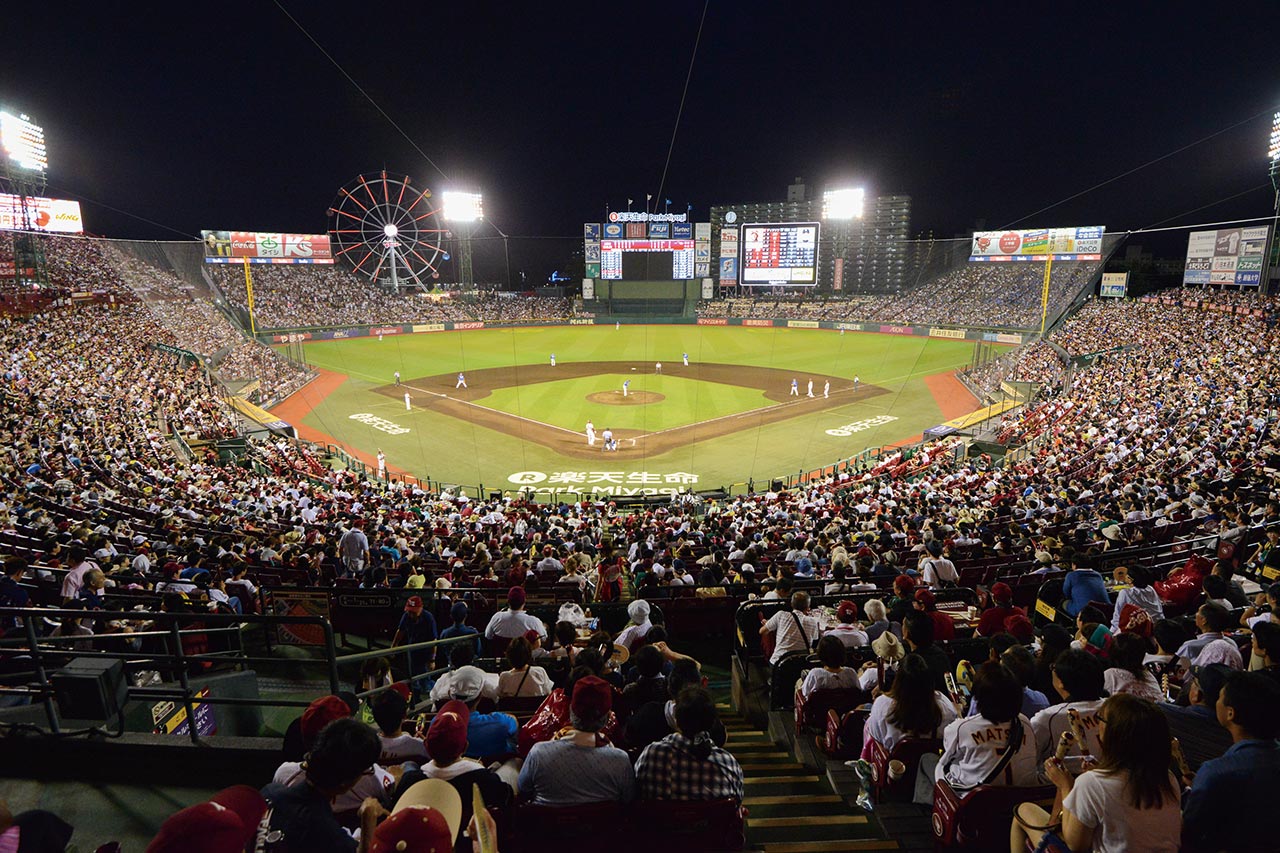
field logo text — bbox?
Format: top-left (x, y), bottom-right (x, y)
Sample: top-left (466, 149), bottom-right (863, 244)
top-left (349, 413), bottom-right (411, 435)
top-left (825, 414), bottom-right (898, 437)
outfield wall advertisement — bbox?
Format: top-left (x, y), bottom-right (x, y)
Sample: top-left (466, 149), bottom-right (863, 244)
top-left (1182, 225), bottom-right (1268, 287)
top-left (202, 230), bottom-right (334, 264)
top-left (969, 226), bottom-right (1104, 262)
top-left (1100, 272), bottom-right (1129, 298)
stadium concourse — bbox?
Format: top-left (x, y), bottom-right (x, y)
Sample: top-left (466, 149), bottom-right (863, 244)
top-left (0, 236), bottom-right (1278, 852)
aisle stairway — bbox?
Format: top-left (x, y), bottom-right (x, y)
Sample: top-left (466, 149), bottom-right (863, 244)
top-left (718, 704), bottom-right (900, 852)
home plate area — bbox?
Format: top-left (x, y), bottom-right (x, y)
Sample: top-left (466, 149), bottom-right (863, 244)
top-left (373, 361), bottom-right (885, 460)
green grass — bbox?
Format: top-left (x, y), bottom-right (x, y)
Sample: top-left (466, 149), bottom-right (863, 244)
top-left (471, 373), bottom-right (772, 433)
top-left (280, 325), bottom-right (982, 493)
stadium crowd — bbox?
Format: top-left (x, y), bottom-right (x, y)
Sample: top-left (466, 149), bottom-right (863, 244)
top-left (1, 259), bottom-right (1279, 849)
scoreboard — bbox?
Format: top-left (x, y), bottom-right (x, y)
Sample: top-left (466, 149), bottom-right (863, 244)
top-left (740, 222), bottom-right (819, 285)
top-left (600, 239), bottom-right (694, 280)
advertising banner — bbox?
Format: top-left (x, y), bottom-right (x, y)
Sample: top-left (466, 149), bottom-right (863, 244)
top-left (701, 278), bottom-right (714, 299)
top-left (786, 320), bottom-right (819, 329)
top-left (583, 223), bottom-right (600, 239)
top-left (695, 262), bottom-right (710, 277)
top-left (0, 193), bottom-right (84, 233)
top-left (584, 241), bottom-right (600, 262)
top-left (697, 317), bottom-right (728, 325)
top-left (585, 262), bottom-right (600, 278)
top-left (1099, 272), bottom-right (1128, 298)
top-left (202, 231), bottom-right (333, 264)
top-left (625, 222), bottom-right (646, 239)
top-left (1182, 225), bottom-right (1268, 286)
top-left (452, 321), bottom-right (485, 330)
top-left (694, 222), bottom-right (711, 241)
top-left (273, 590), bottom-right (332, 645)
top-left (369, 326), bottom-right (402, 336)
top-left (995, 333), bottom-right (1024, 345)
top-left (671, 221), bottom-right (693, 238)
top-left (412, 323), bottom-right (446, 333)
top-left (648, 221), bottom-right (671, 239)
top-left (152, 687), bottom-right (217, 737)
top-left (969, 226), bottom-right (1104, 261)
top-left (743, 319), bottom-right (774, 327)
top-left (582, 279), bottom-right (595, 300)
top-left (718, 257), bottom-right (738, 281)
top-left (928, 327), bottom-right (966, 339)
top-left (603, 222), bottom-right (624, 239)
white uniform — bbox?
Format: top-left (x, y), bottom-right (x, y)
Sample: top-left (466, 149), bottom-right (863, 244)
top-left (602, 428), bottom-right (614, 451)
top-left (864, 692), bottom-right (957, 754)
top-left (377, 451), bottom-right (386, 478)
top-left (853, 375), bottom-right (860, 389)
top-left (622, 380), bottom-right (630, 397)
top-left (404, 392), bottom-right (411, 410)
top-left (615, 321), bottom-right (620, 330)
top-left (1029, 699), bottom-right (1105, 765)
top-left (550, 353), bottom-right (556, 366)
top-left (807, 380), bottom-right (814, 397)
top-left (682, 353), bottom-right (688, 366)
top-left (936, 714), bottom-right (1040, 789)
top-left (655, 362), bottom-right (662, 374)
top-left (790, 379), bottom-right (799, 396)
top-left (586, 420), bottom-right (596, 446)
top-left (394, 371), bottom-right (401, 385)
top-left (456, 373), bottom-right (467, 388)
top-left (823, 380), bottom-right (829, 398)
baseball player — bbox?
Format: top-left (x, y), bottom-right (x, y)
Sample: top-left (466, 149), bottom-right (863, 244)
top-left (456, 372), bottom-right (467, 389)
top-left (823, 380), bottom-right (830, 398)
top-left (682, 352), bottom-right (689, 366)
top-left (550, 353), bottom-right (556, 367)
top-left (615, 321), bottom-right (620, 330)
top-left (394, 370), bottom-right (401, 385)
top-left (790, 378), bottom-right (799, 396)
top-left (853, 374), bottom-right (860, 390)
top-left (404, 392), bottom-right (411, 411)
top-left (377, 450), bottom-right (386, 479)
top-left (655, 362), bottom-right (662, 374)
top-left (586, 419), bottom-right (596, 446)
top-left (601, 427), bottom-right (614, 451)
top-left (807, 379), bottom-right (814, 397)
top-left (622, 379), bottom-right (631, 398)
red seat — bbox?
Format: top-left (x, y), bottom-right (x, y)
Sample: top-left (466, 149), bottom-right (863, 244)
top-left (512, 802), bottom-right (625, 853)
top-left (821, 706), bottom-right (869, 760)
top-left (793, 686), bottom-right (865, 733)
top-left (866, 735), bottom-right (941, 802)
top-left (931, 778), bottom-right (1055, 850)
top-left (631, 798), bottom-right (746, 852)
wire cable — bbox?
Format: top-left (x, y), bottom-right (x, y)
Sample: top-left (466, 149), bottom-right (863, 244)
top-left (653, 0), bottom-right (710, 213)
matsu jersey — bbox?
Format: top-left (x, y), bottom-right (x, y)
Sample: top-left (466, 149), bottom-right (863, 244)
top-left (1029, 699), bottom-right (1105, 765)
top-left (936, 714), bottom-right (1039, 789)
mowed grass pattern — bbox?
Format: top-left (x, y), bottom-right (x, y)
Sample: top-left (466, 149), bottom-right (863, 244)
top-left (471, 373), bottom-right (771, 433)
top-left (282, 325), bottom-right (983, 490)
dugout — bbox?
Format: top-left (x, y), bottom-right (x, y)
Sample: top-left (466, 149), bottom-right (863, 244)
top-left (584, 279), bottom-right (701, 318)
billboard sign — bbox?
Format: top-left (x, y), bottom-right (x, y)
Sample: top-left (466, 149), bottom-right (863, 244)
top-left (671, 221), bottom-right (693, 239)
top-left (583, 223), bottom-right (600, 239)
top-left (1099, 272), bottom-right (1128, 298)
top-left (0, 193), bottom-right (84, 233)
top-left (603, 222), bottom-right (624, 239)
top-left (969, 226), bottom-right (1104, 261)
top-left (202, 231), bottom-right (334, 264)
top-left (648, 221), bottom-right (671, 239)
top-left (740, 222), bottom-right (820, 285)
top-left (1182, 225), bottom-right (1268, 287)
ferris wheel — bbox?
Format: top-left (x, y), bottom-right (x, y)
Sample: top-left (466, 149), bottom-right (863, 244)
top-left (327, 170), bottom-right (449, 288)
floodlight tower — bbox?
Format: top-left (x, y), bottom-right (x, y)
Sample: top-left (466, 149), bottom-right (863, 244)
top-left (0, 110), bottom-right (51, 292)
top-left (1267, 110), bottom-right (1280, 294)
top-left (822, 187), bottom-right (864, 292)
top-left (442, 191), bottom-right (483, 289)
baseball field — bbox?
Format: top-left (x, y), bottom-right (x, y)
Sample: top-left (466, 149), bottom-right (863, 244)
top-left (271, 324), bottom-right (983, 497)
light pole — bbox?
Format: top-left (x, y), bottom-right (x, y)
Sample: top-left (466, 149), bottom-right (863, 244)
top-left (1267, 110), bottom-right (1280, 295)
top-left (442, 191), bottom-right (483, 289)
top-left (822, 187), bottom-right (865, 293)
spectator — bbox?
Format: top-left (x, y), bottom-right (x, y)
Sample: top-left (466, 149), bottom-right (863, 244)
top-left (1062, 559), bottom-right (1109, 619)
top-left (447, 666), bottom-right (518, 759)
top-left (615, 599), bottom-right (653, 651)
top-left (635, 686), bottom-right (744, 801)
top-left (1160, 664), bottom-right (1235, 771)
top-left (146, 786), bottom-right (267, 853)
top-left (1110, 565), bottom-right (1163, 634)
top-left (1103, 632), bottom-right (1162, 703)
top-left (626, 659), bottom-right (725, 754)
top-left (371, 688), bottom-right (428, 765)
top-left (439, 601), bottom-right (483, 656)
top-left (483, 587), bottom-right (546, 641)
top-left (621, 645), bottom-right (669, 710)
top-left (902, 610), bottom-right (950, 693)
top-left (496, 636), bottom-right (552, 699)
top-left (1249, 621), bottom-right (1280, 684)
top-left (912, 588), bottom-right (956, 642)
top-left (761, 590), bottom-right (820, 666)
top-left (1011, 693), bottom-right (1181, 853)
top-left (933, 662), bottom-right (1039, 788)
top-left (863, 653), bottom-right (956, 753)
top-left (1030, 649), bottom-right (1107, 764)
top-left (518, 675), bottom-right (635, 805)
top-left (976, 582), bottom-right (1023, 637)
top-left (799, 635), bottom-right (858, 698)
top-left (861, 598), bottom-right (895, 644)
top-left (1176, 603), bottom-right (1243, 670)
top-left (1182, 673), bottom-right (1280, 853)
top-left (392, 595), bottom-right (438, 682)
top-left (273, 695), bottom-right (394, 813)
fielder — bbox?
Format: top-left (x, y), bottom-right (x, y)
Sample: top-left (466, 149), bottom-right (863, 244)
top-left (615, 321), bottom-right (620, 330)
top-left (655, 362), bottom-right (662, 374)
top-left (807, 379), bottom-right (814, 397)
top-left (377, 449), bottom-right (386, 479)
top-left (404, 392), bottom-right (411, 411)
top-left (823, 380), bottom-right (830, 398)
top-left (394, 370), bottom-right (401, 385)
top-left (790, 378), bottom-right (799, 396)
top-left (550, 353), bottom-right (556, 367)
top-left (682, 352), bottom-right (689, 366)
top-left (853, 374), bottom-right (860, 390)
top-left (622, 379), bottom-right (631, 398)
top-left (456, 372), bottom-right (467, 389)
top-left (601, 427), bottom-right (614, 451)
top-left (586, 419), bottom-right (596, 446)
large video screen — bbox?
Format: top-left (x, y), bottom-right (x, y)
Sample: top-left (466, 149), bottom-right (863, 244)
top-left (201, 230), bottom-right (334, 264)
top-left (599, 239), bottom-right (694, 280)
top-left (1182, 225), bottom-right (1268, 287)
top-left (740, 223), bottom-right (819, 285)
top-left (969, 226), bottom-right (1104, 262)
top-left (0, 193), bottom-right (83, 233)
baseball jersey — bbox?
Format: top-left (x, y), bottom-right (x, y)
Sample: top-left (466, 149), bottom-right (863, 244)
top-left (936, 714), bottom-right (1039, 789)
top-left (1029, 699), bottom-right (1105, 765)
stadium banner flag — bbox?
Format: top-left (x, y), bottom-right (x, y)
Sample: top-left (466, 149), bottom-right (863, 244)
top-left (583, 223), bottom-right (601, 239)
top-left (625, 222), bottom-right (646, 239)
top-left (1099, 272), bottom-right (1128, 298)
top-left (833, 256), bottom-right (844, 291)
top-left (411, 323), bottom-right (446, 333)
top-left (0, 193), bottom-right (84, 233)
top-left (584, 241), bottom-right (601, 262)
top-left (229, 395), bottom-right (294, 437)
top-left (928, 327), bottom-right (966, 339)
top-left (786, 320), bottom-right (819, 329)
top-left (603, 222), bottom-right (624, 239)
top-left (201, 230), bottom-right (333, 264)
top-left (701, 278), bottom-right (714, 299)
top-left (969, 225), bottom-right (1104, 262)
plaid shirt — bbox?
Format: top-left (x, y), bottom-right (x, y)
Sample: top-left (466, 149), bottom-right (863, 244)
top-left (634, 733), bottom-right (744, 801)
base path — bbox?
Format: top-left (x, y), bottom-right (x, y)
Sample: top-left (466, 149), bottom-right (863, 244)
top-left (372, 361), bottom-right (887, 460)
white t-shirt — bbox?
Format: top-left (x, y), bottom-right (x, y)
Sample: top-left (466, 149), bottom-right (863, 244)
top-left (497, 665), bottom-right (553, 698)
top-left (800, 666), bottom-right (858, 697)
top-left (764, 609), bottom-right (821, 665)
top-left (1103, 668), bottom-right (1162, 703)
top-left (864, 691), bottom-right (956, 753)
top-left (824, 624), bottom-right (869, 648)
top-left (922, 558), bottom-right (958, 586)
top-left (272, 761), bottom-right (394, 812)
top-left (1062, 768), bottom-right (1181, 853)
top-left (378, 732), bottom-right (428, 765)
top-left (936, 714), bottom-right (1040, 789)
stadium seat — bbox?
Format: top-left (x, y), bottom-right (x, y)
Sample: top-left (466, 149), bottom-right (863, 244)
top-left (511, 801), bottom-right (626, 852)
top-left (793, 685), bottom-right (866, 733)
top-left (630, 798), bottom-right (747, 852)
top-left (866, 735), bottom-right (942, 803)
top-left (931, 779), bottom-right (1055, 850)
top-left (821, 706), bottom-right (869, 760)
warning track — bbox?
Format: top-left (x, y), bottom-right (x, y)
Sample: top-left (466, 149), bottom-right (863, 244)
top-left (371, 361), bottom-right (885, 460)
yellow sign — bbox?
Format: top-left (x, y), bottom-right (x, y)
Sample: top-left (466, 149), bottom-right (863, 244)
top-left (786, 320), bottom-right (819, 329)
top-left (1263, 565), bottom-right (1280, 580)
top-left (412, 323), bottom-right (446, 333)
top-left (1035, 599), bottom-right (1058, 620)
top-left (928, 327), bottom-right (966, 339)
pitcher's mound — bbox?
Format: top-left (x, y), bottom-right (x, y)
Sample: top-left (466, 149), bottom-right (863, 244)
top-left (587, 390), bottom-right (665, 406)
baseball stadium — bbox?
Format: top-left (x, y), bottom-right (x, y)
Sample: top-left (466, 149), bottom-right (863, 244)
top-left (2, 7), bottom-right (1280, 853)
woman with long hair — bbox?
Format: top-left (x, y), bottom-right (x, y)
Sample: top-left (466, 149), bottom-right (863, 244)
top-left (863, 653), bottom-right (956, 754)
top-left (1011, 693), bottom-right (1181, 853)
top-left (1103, 632), bottom-right (1162, 702)
top-left (596, 555), bottom-right (624, 602)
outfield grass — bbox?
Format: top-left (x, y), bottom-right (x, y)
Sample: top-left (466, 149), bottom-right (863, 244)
top-left (278, 325), bottom-right (981, 494)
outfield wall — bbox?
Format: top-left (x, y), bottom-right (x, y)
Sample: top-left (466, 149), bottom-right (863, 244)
top-left (261, 317), bottom-right (1028, 346)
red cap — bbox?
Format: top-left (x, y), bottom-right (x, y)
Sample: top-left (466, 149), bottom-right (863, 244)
top-left (145, 786), bottom-right (267, 853)
top-left (570, 675), bottom-right (613, 718)
top-left (426, 700), bottom-right (470, 762)
top-left (893, 574), bottom-right (917, 594)
top-left (523, 628), bottom-right (542, 644)
top-left (835, 600), bottom-right (858, 620)
top-left (913, 588), bottom-right (936, 608)
top-left (300, 695), bottom-right (352, 744)
top-left (991, 582), bottom-right (1013, 603)
top-left (1004, 614), bottom-right (1035, 644)
top-left (508, 586), bottom-right (526, 608)
top-left (404, 595), bottom-right (424, 613)
top-left (163, 561), bottom-right (183, 576)
top-left (389, 681), bottom-right (412, 702)
top-left (369, 807), bottom-right (454, 853)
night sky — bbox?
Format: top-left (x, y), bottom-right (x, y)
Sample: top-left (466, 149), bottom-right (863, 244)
top-left (3, 3), bottom-right (1278, 281)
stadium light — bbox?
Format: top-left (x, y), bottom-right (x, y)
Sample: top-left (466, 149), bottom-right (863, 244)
top-left (822, 187), bottom-right (864, 220)
top-left (1270, 111), bottom-right (1280, 164)
top-left (0, 111), bottom-right (48, 173)
top-left (442, 191), bottom-right (484, 222)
